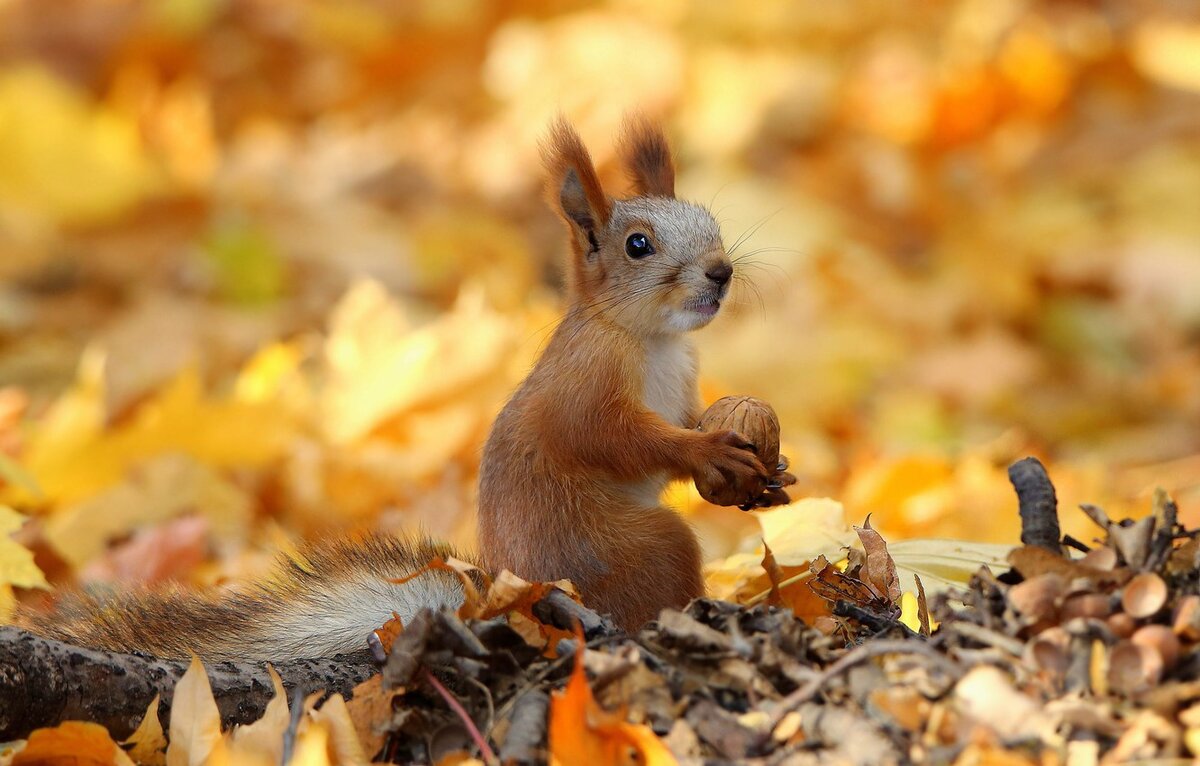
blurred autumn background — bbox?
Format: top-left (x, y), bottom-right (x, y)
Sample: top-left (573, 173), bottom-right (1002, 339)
top-left (2, 0), bottom-right (1200, 614)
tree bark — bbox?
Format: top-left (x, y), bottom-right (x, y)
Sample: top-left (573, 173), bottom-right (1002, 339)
top-left (0, 627), bottom-right (379, 741)
top-left (1008, 457), bottom-right (1062, 555)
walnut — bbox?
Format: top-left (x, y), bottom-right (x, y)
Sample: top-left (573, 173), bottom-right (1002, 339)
top-left (696, 396), bottom-right (782, 507)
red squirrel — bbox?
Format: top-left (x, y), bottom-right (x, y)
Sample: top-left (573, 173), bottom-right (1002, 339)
top-left (25, 117), bottom-right (783, 660)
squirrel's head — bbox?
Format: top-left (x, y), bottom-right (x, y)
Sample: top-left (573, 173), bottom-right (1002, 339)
top-left (542, 116), bottom-right (731, 336)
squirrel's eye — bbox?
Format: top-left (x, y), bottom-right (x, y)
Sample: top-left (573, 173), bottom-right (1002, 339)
top-left (625, 233), bottom-right (655, 259)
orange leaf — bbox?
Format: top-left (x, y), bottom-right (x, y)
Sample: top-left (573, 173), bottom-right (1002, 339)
top-left (372, 612), bottom-right (404, 656)
top-left (13, 721), bottom-right (135, 766)
top-left (548, 629), bottom-right (678, 766)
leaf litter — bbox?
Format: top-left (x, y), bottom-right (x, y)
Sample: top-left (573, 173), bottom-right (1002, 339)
top-left (5, 464), bottom-right (1181, 765)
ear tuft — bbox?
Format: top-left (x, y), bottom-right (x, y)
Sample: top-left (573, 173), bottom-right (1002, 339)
top-left (618, 115), bottom-right (675, 198)
top-left (540, 117), bottom-right (611, 231)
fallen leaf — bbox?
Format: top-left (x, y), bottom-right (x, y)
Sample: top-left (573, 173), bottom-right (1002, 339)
top-left (13, 721), bottom-right (135, 766)
top-left (166, 656), bottom-right (225, 766)
top-left (228, 665), bottom-right (289, 762)
top-left (310, 694), bottom-right (370, 766)
top-left (43, 454), bottom-right (249, 568)
top-left (13, 360), bottom-right (294, 508)
top-left (343, 675), bottom-right (393, 760)
top-left (549, 631), bottom-right (678, 766)
top-left (854, 516), bottom-right (901, 603)
top-left (756, 498), bottom-right (855, 567)
top-left (124, 695), bottom-right (167, 766)
top-left (0, 504), bottom-right (49, 592)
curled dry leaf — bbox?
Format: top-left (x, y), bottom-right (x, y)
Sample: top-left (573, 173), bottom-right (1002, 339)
top-left (854, 516), bottom-right (901, 605)
top-left (1121, 572), bottom-right (1168, 619)
top-left (166, 655), bottom-right (226, 766)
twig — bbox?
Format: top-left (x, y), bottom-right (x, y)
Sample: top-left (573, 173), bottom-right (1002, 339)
top-left (1008, 457), bottom-right (1062, 555)
top-left (747, 570), bottom-right (815, 606)
top-left (946, 621), bottom-right (1025, 657)
top-left (490, 634), bottom-right (628, 728)
top-left (422, 668), bottom-right (498, 766)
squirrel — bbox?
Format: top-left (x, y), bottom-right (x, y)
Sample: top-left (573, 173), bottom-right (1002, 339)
top-left (22, 116), bottom-right (781, 660)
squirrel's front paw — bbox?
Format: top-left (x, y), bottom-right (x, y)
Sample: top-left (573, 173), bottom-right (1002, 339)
top-left (692, 430), bottom-right (770, 507)
top-left (742, 454), bottom-right (798, 510)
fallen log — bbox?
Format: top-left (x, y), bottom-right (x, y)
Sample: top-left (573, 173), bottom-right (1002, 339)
top-left (0, 626), bottom-right (379, 741)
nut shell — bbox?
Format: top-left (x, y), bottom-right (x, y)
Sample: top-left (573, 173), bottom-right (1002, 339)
top-left (697, 396), bottom-right (781, 469)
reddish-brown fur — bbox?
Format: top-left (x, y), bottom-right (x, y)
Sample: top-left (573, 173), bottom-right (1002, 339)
top-left (479, 117), bottom-right (767, 630)
top-left (618, 116), bottom-right (675, 197)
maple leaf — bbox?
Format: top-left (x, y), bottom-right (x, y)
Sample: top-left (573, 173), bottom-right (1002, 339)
top-left (10, 355), bottom-right (295, 509)
top-left (549, 631), bottom-right (678, 766)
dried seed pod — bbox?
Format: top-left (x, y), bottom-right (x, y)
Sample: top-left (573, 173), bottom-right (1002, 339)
top-left (1173, 595), bottom-right (1200, 641)
top-left (1107, 612), bottom-right (1137, 639)
top-left (1121, 572), bottom-right (1168, 619)
top-left (1007, 573), bottom-right (1066, 621)
top-left (1108, 640), bottom-right (1163, 695)
top-left (1025, 626), bottom-right (1070, 676)
top-left (697, 396), bottom-right (781, 468)
top-left (1061, 592), bottom-right (1114, 621)
top-left (1079, 546), bottom-right (1118, 571)
top-left (1132, 624), bottom-right (1181, 670)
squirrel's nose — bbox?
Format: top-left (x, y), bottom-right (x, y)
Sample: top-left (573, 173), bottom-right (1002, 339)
top-left (705, 262), bottom-right (733, 287)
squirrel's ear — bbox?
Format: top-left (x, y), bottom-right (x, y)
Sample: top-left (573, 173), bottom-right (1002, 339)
top-left (618, 116), bottom-right (675, 198)
top-left (542, 118), bottom-right (611, 245)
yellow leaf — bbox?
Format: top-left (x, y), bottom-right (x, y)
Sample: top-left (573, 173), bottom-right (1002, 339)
top-left (0, 66), bottom-right (158, 225)
top-left (321, 280), bottom-right (520, 444)
top-left (166, 656), bottom-right (225, 766)
top-left (887, 538), bottom-right (1012, 595)
top-left (287, 722), bottom-right (330, 766)
top-left (549, 635), bottom-right (677, 766)
top-left (43, 454), bottom-right (250, 568)
top-left (12, 721), bottom-right (135, 766)
top-left (309, 694), bottom-right (369, 766)
top-left (124, 695), bottom-right (167, 766)
top-left (756, 498), bottom-right (855, 567)
top-left (0, 506), bottom-right (49, 621)
top-left (228, 666), bottom-right (289, 762)
top-left (14, 360), bottom-right (295, 508)
top-left (897, 591), bottom-right (940, 634)
top-left (844, 454), bottom-right (952, 530)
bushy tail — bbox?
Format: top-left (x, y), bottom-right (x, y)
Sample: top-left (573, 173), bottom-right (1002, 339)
top-left (22, 535), bottom-right (467, 661)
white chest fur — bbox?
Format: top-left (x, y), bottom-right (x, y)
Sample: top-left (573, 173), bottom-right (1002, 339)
top-left (641, 335), bottom-right (696, 427)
